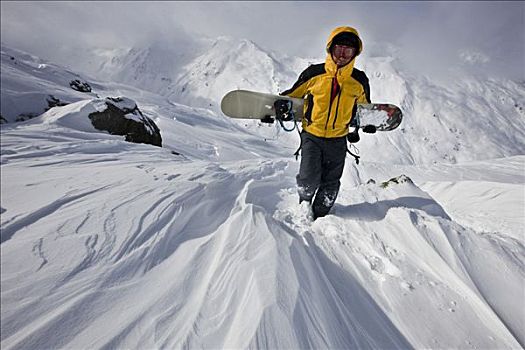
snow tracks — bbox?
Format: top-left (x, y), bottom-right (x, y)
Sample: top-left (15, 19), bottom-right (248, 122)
top-left (1, 131), bottom-right (523, 349)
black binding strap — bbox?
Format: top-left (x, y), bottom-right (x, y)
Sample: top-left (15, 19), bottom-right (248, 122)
top-left (347, 146), bottom-right (360, 165)
top-left (293, 123), bottom-right (302, 160)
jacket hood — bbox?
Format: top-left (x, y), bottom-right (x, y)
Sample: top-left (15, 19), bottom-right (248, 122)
top-left (326, 26), bottom-right (363, 56)
top-left (325, 26), bottom-right (363, 75)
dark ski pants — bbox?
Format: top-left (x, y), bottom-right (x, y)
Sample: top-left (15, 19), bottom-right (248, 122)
top-left (296, 131), bottom-right (347, 219)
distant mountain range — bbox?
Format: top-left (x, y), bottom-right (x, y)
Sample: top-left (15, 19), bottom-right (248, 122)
top-left (1, 38), bottom-right (524, 164)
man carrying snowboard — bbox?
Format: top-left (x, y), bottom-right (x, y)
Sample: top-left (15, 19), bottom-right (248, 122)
top-left (279, 26), bottom-right (371, 220)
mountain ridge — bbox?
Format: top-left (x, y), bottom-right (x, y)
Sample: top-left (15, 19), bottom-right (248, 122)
top-left (3, 41), bottom-right (524, 165)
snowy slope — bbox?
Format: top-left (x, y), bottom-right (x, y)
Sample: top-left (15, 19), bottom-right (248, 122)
top-left (0, 46), bottom-right (100, 123)
top-left (352, 54), bottom-right (525, 164)
top-left (1, 44), bottom-right (524, 349)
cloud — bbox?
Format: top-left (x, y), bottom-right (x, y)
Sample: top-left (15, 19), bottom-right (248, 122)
top-left (1, 1), bottom-right (523, 81)
top-left (364, 1), bottom-right (524, 81)
top-left (1, 2), bottom-right (192, 50)
top-left (459, 50), bottom-right (491, 65)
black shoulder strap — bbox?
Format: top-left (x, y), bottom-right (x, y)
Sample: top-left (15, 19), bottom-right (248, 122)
top-left (351, 68), bottom-right (371, 103)
top-left (281, 63), bottom-right (325, 96)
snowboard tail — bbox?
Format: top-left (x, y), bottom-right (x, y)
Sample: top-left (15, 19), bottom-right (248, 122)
top-left (221, 89), bottom-right (403, 132)
top-left (221, 90), bottom-right (304, 121)
top-left (356, 103), bottom-right (403, 131)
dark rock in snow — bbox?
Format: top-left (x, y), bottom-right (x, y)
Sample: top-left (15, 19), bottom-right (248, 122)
top-left (15, 113), bottom-right (38, 122)
top-left (380, 174), bottom-right (414, 188)
top-left (70, 79), bottom-right (92, 93)
top-left (88, 97), bottom-right (162, 147)
top-left (46, 95), bottom-right (69, 109)
top-left (4, 96), bottom-right (69, 124)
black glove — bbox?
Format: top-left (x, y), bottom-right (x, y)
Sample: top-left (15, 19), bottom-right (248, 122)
top-left (347, 129), bottom-right (360, 143)
top-left (362, 125), bottom-right (377, 134)
top-left (274, 99), bottom-right (293, 121)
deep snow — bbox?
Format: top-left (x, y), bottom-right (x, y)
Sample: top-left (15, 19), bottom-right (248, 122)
top-left (1, 40), bottom-right (524, 349)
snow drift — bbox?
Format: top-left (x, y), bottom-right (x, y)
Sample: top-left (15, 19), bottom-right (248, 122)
top-left (1, 41), bottom-right (524, 349)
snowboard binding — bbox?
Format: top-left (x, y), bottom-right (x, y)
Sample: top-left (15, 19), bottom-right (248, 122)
top-left (274, 99), bottom-right (295, 122)
top-left (362, 125), bottom-right (377, 133)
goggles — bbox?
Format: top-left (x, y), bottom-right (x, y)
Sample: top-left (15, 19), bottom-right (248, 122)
top-left (332, 44), bottom-right (356, 58)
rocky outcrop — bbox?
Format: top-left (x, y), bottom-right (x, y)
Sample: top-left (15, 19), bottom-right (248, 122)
top-left (46, 95), bottom-right (69, 109)
top-left (380, 175), bottom-right (414, 188)
top-left (88, 97), bottom-right (162, 147)
top-left (69, 79), bottom-right (92, 93)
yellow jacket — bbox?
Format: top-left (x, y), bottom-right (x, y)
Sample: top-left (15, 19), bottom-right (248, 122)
top-left (282, 27), bottom-right (370, 138)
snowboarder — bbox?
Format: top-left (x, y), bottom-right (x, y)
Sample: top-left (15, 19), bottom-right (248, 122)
top-left (279, 26), bottom-right (371, 219)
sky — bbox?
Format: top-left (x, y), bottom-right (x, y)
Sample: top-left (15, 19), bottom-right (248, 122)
top-left (1, 1), bottom-right (524, 81)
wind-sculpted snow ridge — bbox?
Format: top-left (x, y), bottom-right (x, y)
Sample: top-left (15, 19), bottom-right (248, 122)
top-left (1, 115), bottom-right (524, 348)
top-left (275, 167), bottom-right (524, 348)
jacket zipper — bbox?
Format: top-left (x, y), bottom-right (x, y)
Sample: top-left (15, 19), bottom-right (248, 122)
top-left (324, 78), bottom-right (335, 131)
top-left (333, 87), bottom-right (342, 129)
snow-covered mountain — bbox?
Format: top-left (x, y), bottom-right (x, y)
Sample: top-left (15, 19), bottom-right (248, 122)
top-left (84, 44), bottom-right (195, 98)
top-left (164, 37), bottom-right (313, 110)
top-left (65, 36), bottom-right (525, 165)
top-left (1, 42), bottom-right (524, 349)
top-left (74, 37), bottom-right (314, 111)
top-left (359, 56), bottom-right (525, 164)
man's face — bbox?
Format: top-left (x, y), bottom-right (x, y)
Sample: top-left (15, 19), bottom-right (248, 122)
top-left (331, 44), bottom-right (357, 68)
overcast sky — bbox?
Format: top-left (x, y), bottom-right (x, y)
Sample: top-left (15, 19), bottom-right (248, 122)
top-left (1, 1), bottom-right (524, 81)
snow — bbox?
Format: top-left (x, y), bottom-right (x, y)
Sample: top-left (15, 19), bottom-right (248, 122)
top-left (0, 46), bottom-right (99, 123)
top-left (1, 40), bottom-right (524, 349)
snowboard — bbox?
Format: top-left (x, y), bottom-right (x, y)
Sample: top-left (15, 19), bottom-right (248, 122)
top-left (221, 89), bottom-right (403, 131)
